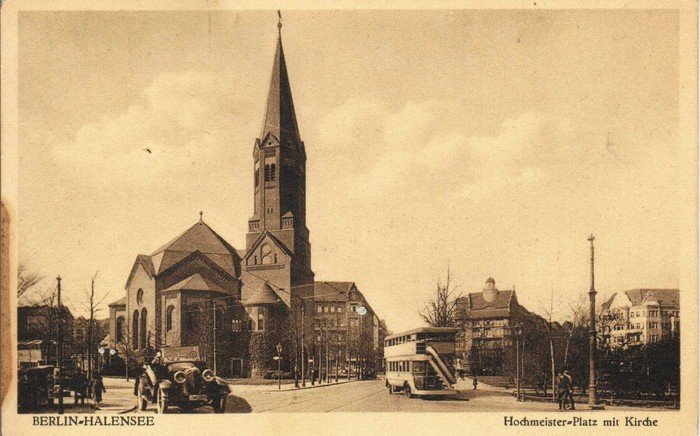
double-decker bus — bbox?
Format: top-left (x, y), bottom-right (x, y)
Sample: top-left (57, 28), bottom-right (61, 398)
top-left (384, 327), bottom-right (458, 398)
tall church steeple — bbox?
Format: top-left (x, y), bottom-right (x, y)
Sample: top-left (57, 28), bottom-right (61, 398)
top-left (246, 15), bottom-right (313, 288)
top-left (259, 31), bottom-right (302, 147)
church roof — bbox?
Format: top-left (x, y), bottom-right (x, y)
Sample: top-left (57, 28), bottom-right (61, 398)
top-left (162, 273), bottom-right (228, 294)
top-left (150, 219), bottom-right (240, 276)
top-left (244, 283), bottom-right (282, 306)
top-left (108, 297), bottom-right (126, 307)
top-left (259, 33), bottom-right (301, 145)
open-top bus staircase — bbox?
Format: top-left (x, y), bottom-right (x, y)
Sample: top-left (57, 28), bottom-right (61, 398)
top-left (418, 343), bottom-right (456, 389)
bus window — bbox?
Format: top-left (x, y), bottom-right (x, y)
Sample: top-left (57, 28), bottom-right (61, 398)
top-left (412, 361), bottom-right (426, 374)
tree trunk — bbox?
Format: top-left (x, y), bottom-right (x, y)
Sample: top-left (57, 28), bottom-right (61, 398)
top-left (549, 336), bottom-right (556, 401)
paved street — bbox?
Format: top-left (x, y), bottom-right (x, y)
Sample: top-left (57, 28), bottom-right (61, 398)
top-left (226, 379), bottom-right (606, 413)
top-left (21, 377), bottom-right (667, 414)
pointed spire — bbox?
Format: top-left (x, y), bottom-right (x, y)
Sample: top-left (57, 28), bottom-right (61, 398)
top-left (259, 14), bottom-right (301, 144)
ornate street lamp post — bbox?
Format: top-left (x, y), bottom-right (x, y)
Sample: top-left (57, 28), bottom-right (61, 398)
top-left (276, 343), bottom-right (282, 390)
top-left (587, 234), bottom-right (598, 407)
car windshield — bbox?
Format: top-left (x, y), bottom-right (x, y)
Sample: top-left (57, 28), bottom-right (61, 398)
top-left (167, 361), bottom-right (202, 372)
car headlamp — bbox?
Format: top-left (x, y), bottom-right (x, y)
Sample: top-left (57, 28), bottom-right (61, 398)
top-left (202, 369), bottom-right (215, 382)
top-left (174, 371), bottom-right (186, 384)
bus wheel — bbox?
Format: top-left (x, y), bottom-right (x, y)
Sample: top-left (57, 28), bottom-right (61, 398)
top-left (404, 384), bottom-right (413, 398)
top-left (388, 385), bottom-right (393, 394)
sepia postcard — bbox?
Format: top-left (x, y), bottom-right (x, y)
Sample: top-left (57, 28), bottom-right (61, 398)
top-left (0, 1), bottom-right (697, 435)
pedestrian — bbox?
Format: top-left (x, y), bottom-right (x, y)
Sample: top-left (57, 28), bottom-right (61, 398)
top-left (90, 373), bottom-right (106, 409)
top-left (472, 376), bottom-right (478, 390)
top-left (564, 370), bottom-right (575, 410)
top-left (556, 371), bottom-right (568, 410)
top-left (71, 370), bottom-right (88, 405)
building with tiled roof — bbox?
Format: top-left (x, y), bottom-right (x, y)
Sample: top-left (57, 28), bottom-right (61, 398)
top-left (454, 278), bottom-right (535, 375)
top-left (311, 282), bottom-right (384, 377)
top-left (600, 288), bottom-right (680, 348)
top-left (108, 18), bottom-right (384, 379)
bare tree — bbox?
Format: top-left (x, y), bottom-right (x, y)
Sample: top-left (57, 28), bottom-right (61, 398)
top-left (540, 286), bottom-right (558, 402)
top-left (562, 293), bottom-right (587, 368)
top-left (419, 266), bottom-right (462, 327)
top-left (79, 271), bottom-right (109, 378)
top-left (17, 263), bottom-right (44, 300)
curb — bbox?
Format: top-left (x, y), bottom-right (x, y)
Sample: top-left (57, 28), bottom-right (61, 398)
top-left (261, 379), bottom-right (360, 393)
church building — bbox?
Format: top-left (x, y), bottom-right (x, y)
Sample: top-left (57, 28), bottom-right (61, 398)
top-left (108, 19), bottom-right (382, 378)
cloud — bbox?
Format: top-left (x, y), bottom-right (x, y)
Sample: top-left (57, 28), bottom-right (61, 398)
top-left (52, 71), bottom-right (251, 190)
top-left (317, 99), bottom-right (579, 202)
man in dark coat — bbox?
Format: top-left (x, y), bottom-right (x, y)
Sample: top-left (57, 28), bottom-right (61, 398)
top-left (71, 370), bottom-right (88, 405)
top-left (564, 370), bottom-right (575, 410)
top-left (556, 371), bottom-right (569, 410)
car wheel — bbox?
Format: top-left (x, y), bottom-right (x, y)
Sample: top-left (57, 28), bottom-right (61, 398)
top-left (157, 388), bottom-right (169, 414)
top-left (388, 384), bottom-right (394, 394)
top-left (404, 384), bottom-right (413, 398)
top-left (213, 396), bottom-right (226, 413)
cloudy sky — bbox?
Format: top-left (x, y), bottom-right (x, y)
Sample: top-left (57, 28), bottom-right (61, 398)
top-left (18, 9), bottom-right (680, 331)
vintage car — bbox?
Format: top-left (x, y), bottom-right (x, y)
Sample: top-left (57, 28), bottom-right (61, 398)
top-left (136, 346), bottom-right (230, 413)
top-left (18, 366), bottom-right (54, 408)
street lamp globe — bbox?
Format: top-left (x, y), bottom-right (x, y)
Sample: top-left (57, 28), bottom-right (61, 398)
top-left (515, 323), bottom-right (523, 338)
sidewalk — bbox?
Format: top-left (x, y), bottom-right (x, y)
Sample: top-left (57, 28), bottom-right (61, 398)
top-left (453, 377), bottom-right (509, 393)
top-left (227, 378), bottom-right (359, 393)
top-left (95, 377), bottom-right (138, 414)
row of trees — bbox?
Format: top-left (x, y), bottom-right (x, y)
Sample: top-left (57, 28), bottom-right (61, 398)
top-left (18, 264), bottom-right (110, 378)
top-left (419, 267), bottom-right (680, 400)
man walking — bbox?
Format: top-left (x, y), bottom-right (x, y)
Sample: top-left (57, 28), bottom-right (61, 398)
top-left (556, 371), bottom-right (569, 410)
top-left (564, 370), bottom-right (575, 410)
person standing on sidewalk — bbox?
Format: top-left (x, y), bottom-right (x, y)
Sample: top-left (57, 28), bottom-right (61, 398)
top-left (71, 370), bottom-right (88, 405)
top-left (90, 373), bottom-right (106, 409)
top-left (472, 376), bottom-right (478, 390)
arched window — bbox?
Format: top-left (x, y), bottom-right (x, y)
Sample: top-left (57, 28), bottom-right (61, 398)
top-left (166, 306), bottom-right (175, 332)
top-left (273, 253), bottom-right (278, 263)
top-left (264, 164), bottom-right (271, 181)
top-left (248, 319), bottom-right (254, 331)
top-left (137, 288), bottom-right (144, 305)
top-left (270, 164), bottom-right (276, 181)
top-left (254, 255), bottom-right (258, 265)
top-left (116, 317), bottom-right (125, 344)
top-left (140, 308), bottom-right (148, 349)
top-left (132, 311), bottom-right (139, 348)
top-left (258, 314), bottom-right (265, 331)
top-left (255, 168), bottom-right (259, 187)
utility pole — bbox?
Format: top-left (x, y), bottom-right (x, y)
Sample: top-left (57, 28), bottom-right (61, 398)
top-left (56, 275), bottom-right (64, 415)
top-left (213, 301), bottom-right (217, 374)
top-left (587, 234), bottom-right (598, 407)
top-left (325, 320), bottom-right (330, 383)
top-left (301, 303), bottom-right (306, 387)
top-left (318, 323), bottom-right (323, 384)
